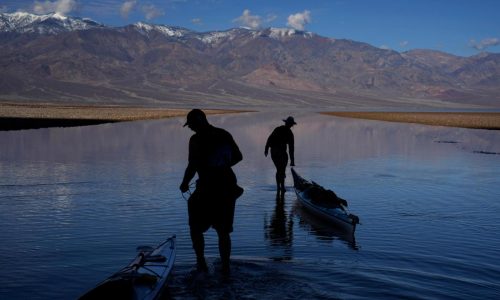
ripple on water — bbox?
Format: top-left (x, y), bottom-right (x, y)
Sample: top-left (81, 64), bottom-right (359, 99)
top-left (1, 112), bottom-right (499, 299)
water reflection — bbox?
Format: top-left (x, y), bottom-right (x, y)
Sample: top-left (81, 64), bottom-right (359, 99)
top-left (292, 202), bottom-right (358, 250)
top-left (1, 111), bottom-right (500, 299)
top-left (264, 193), bottom-right (294, 260)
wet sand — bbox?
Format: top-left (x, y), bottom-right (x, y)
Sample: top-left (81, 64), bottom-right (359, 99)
top-left (0, 102), bottom-right (241, 130)
top-left (323, 112), bottom-right (500, 130)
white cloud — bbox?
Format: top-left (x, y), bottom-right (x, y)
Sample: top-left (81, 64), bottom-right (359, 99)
top-left (233, 9), bottom-right (261, 29)
top-left (470, 37), bottom-right (500, 50)
top-left (191, 18), bottom-right (202, 25)
top-left (287, 10), bottom-right (311, 31)
top-left (399, 41), bottom-right (409, 48)
top-left (33, 0), bottom-right (77, 15)
top-left (120, 0), bottom-right (136, 19)
top-left (142, 4), bottom-right (164, 21)
top-left (380, 45), bottom-right (391, 50)
top-left (265, 13), bottom-right (277, 23)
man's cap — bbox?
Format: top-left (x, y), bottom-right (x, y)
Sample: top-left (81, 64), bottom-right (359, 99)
top-left (283, 116), bottom-right (297, 125)
top-left (183, 109), bottom-right (207, 127)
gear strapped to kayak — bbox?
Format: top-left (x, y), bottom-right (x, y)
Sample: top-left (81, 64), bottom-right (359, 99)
top-left (292, 168), bottom-right (360, 233)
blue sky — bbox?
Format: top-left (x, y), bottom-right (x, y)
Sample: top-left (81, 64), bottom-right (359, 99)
top-left (2, 0), bottom-right (499, 57)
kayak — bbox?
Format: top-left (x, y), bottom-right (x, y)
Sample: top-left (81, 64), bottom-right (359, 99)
top-left (79, 235), bottom-right (176, 300)
top-left (291, 168), bottom-right (360, 233)
top-left (293, 202), bottom-right (358, 249)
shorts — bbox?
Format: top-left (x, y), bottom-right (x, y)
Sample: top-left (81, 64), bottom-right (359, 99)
top-left (187, 185), bottom-right (243, 233)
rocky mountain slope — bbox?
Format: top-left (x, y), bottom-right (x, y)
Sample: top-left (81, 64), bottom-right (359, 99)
top-left (1, 12), bottom-right (499, 109)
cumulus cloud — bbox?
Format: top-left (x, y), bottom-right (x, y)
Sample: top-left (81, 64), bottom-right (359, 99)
top-left (233, 9), bottom-right (262, 29)
top-left (33, 0), bottom-right (77, 15)
top-left (379, 45), bottom-right (391, 50)
top-left (120, 0), bottom-right (136, 19)
top-left (142, 4), bottom-right (164, 21)
top-left (287, 10), bottom-right (311, 31)
top-left (470, 38), bottom-right (500, 50)
top-left (399, 41), bottom-right (409, 48)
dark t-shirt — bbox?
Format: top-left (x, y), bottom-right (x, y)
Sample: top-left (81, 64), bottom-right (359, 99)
top-left (265, 125), bottom-right (294, 159)
top-left (188, 125), bottom-right (242, 189)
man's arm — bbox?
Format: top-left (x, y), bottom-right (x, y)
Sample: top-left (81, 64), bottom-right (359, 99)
top-left (180, 138), bottom-right (197, 192)
top-left (264, 131), bottom-right (273, 157)
top-left (180, 162), bottom-right (196, 192)
top-left (289, 131), bottom-right (295, 166)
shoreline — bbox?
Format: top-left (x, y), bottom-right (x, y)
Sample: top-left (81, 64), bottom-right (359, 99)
top-left (2, 102), bottom-right (500, 131)
top-left (0, 102), bottom-right (242, 131)
top-left (323, 112), bottom-right (500, 130)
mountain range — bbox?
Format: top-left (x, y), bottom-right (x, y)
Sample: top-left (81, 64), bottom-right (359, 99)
top-left (1, 12), bottom-right (499, 109)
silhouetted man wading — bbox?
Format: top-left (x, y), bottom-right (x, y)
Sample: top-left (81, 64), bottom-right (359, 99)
top-left (265, 116), bottom-right (296, 195)
top-left (180, 109), bottom-right (243, 275)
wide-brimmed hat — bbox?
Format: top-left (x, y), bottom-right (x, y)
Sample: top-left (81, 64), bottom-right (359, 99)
top-left (283, 116), bottom-right (297, 125)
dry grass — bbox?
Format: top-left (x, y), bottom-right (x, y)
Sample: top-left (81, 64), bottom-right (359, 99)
top-left (0, 102), bottom-right (244, 130)
top-left (323, 112), bottom-right (500, 130)
top-left (0, 102), bottom-right (240, 121)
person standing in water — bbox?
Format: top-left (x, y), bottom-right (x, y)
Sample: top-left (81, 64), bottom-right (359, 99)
top-left (265, 116), bottom-right (296, 195)
top-left (180, 109), bottom-right (243, 274)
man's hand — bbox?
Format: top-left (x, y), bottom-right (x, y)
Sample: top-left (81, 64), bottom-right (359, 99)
top-left (180, 181), bottom-right (189, 193)
top-left (264, 149), bottom-right (268, 157)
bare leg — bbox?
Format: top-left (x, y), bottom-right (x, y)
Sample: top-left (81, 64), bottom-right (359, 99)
top-left (276, 169), bottom-right (286, 193)
top-left (275, 172), bottom-right (281, 192)
top-left (190, 229), bottom-right (208, 272)
top-left (216, 229), bottom-right (231, 274)
top-left (279, 175), bottom-right (285, 193)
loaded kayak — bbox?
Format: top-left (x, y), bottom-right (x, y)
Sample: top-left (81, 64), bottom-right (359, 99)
top-left (291, 168), bottom-right (360, 233)
top-left (79, 235), bottom-right (176, 300)
top-left (293, 202), bottom-right (358, 249)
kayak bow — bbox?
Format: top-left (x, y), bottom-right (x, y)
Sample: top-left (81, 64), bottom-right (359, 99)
top-left (79, 235), bottom-right (176, 300)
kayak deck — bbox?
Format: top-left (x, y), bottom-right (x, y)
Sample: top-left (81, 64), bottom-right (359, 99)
top-left (291, 168), bottom-right (359, 232)
top-left (79, 235), bottom-right (176, 300)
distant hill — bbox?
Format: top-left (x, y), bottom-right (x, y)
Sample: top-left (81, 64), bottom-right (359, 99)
top-left (1, 12), bottom-right (499, 109)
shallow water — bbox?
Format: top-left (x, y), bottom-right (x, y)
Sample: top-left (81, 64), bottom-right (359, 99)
top-left (1, 112), bottom-right (499, 299)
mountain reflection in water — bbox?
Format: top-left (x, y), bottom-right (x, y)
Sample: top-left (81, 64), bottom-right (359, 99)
top-left (0, 111), bottom-right (499, 299)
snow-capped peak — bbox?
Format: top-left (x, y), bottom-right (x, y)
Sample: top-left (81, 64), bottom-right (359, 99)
top-left (132, 22), bottom-right (190, 37)
top-left (268, 27), bottom-right (314, 39)
top-left (197, 28), bottom-right (245, 44)
top-left (52, 12), bottom-right (68, 21)
top-left (0, 11), bottom-right (102, 34)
